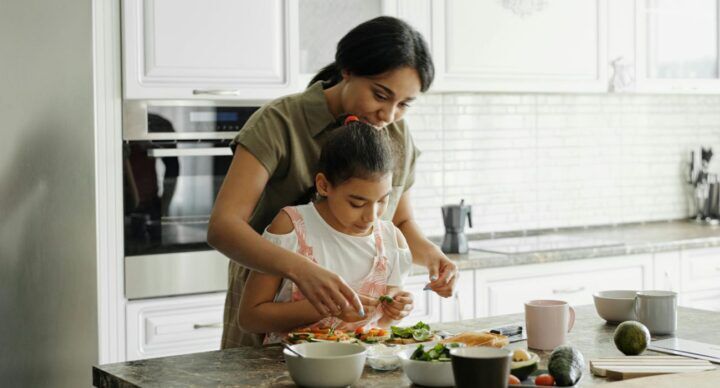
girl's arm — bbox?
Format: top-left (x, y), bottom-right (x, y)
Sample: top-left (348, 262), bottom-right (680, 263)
top-left (237, 211), bottom-right (326, 333)
top-left (392, 191), bottom-right (458, 297)
top-left (208, 147), bottom-right (362, 317)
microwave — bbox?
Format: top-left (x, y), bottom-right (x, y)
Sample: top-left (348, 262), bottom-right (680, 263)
top-left (122, 101), bottom-right (259, 299)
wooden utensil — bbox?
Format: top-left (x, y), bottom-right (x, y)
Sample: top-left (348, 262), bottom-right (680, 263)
top-left (590, 355), bottom-right (716, 380)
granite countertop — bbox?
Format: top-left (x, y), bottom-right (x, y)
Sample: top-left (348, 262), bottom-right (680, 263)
top-left (413, 220), bottom-right (720, 275)
top-left (93, 305), bottom-right (720, 387)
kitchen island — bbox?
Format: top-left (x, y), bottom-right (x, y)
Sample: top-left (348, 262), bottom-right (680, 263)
top-left (93, 305), bottom-right (720, 387)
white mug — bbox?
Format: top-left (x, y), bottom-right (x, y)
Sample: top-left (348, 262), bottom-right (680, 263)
top-left (634, 290), bottom-right (677, 335)
top-left (525, 300), bottom-right (575, 350)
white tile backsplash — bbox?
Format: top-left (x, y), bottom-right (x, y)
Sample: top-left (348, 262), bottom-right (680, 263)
top-left (407, 93), bottom-right (720, 237)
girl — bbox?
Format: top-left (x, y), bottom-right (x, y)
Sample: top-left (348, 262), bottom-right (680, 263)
top-left (209, 16), bottom-right (458, 348)
top-left (237, 117), bottom-right (414, 342)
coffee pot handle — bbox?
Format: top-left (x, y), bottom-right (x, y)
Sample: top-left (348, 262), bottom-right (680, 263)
top-left (467, 207), bottom-right (473, 228)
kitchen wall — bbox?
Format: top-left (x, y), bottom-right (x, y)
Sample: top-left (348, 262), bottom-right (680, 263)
top-left (407, 93), bottom-right (720, 237)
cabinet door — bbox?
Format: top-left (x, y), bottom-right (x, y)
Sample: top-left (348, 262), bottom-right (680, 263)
top-left (123, 0), bottom-right (298, 100)
top-left (126, 293), bottom-right (225, 361)
top-left (403, 272), bottom-right (441, 325)
top-left (635, 0), bottom-right (720, 93)
top-left (680, 247), bottom-right (720, 292)
top-left (439, 269), bottom-right (475, 322)
top-left (475, 255), bottom-right (653, 317)
top-left (653, 251), bottom-right (681, 291)
top-left (679, 288), bottom-right (720, 311)
top-left (430, 0), bottom-right (608, 92)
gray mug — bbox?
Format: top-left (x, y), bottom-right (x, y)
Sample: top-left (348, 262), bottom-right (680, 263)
top-left (634, 290), bottom-right (677, 335)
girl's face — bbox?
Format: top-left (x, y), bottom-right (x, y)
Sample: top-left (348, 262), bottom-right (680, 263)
top-left (315, 172), bottom-right (393, 236)
top-left (339, 66), bottom-right (422, 129)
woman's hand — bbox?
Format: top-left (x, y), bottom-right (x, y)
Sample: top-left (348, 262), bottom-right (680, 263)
top-left (422, 249), bottom-right (458, 298)
top-left (289, 259), bottom-right (365, 317)
top-left (381, 291), bottom-right (414, 321)
top-left (337, 294), bottom-right (379, 322)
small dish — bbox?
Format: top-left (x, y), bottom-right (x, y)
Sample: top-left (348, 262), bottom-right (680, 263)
top-left (593, 290), bottom-right (638, 324)
top-left (366, 344), bottom-right (401, 371)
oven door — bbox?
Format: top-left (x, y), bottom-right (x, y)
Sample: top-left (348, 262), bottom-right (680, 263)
top-left (123, 140), bottom-right (232, 299)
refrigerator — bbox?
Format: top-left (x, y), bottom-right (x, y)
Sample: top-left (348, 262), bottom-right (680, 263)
top-left (0, 0), bottom-right (99, 386)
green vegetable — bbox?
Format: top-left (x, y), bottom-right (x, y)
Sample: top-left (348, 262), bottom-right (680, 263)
top-left (391, 321), bottom-right (431, 340)
top-left (614, 320), bottom-right (650, 356)
top-left (548, 346), bottom-right (584, 386)
top-left (379, 295), bottom-right (394, 303)
top-left (511, 351), bottom-right (540, 380)
top-left (409, 343), bottom-right (460, 362)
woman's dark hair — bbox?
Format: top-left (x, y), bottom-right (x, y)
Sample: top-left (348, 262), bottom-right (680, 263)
top-left (309, 16), bottom-right (434, 92)
top-left (318, 116), bottom-right (395, 188)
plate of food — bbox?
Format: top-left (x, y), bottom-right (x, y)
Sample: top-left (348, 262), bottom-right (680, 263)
top-left (386, 322), bottom-right (441, 344)
top-left (286, 327), bottom-right (358, 344)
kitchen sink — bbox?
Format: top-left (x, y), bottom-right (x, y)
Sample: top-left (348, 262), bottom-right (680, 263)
top-left (468, 234), bottom-right (624, 254)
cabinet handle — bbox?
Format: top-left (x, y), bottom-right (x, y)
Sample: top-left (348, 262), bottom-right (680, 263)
top-left (552, 286), bottom-right (585, 294)
top-left (193, 322), bottom-right (223, 330)
top-left (192, 89), bottom-right (241, 96)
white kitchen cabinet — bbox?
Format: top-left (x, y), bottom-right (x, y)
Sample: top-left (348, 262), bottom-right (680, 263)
top-left (126, 293), bottom-right (225, 361)
top-left (474, 255), bottom-right (653, 317)
top-left (680, 288), bottom-right (720, 311)
top-left (403, 272), bottom-right (441, 325)
top-left (439, 269), bottom-right (475, 322)
top-left (653, 250), bottom-right (682, 291)
top-left (679, 247), bottom-right (720, 293)
top-left (429, 0), bottom-right (608, 93)
top-left (122, 0), bottom-right (298, 100)
top-left (635, 0), bottom-right (720, 93)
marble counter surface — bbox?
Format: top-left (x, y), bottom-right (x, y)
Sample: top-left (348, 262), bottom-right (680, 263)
top-left (93, 305), bottom-right (720, 387)
top-left (412, 220), bottom-right (720, 275)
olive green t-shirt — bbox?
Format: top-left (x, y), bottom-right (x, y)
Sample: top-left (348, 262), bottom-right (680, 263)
top-left (221, 81), bottom-right (420, 348)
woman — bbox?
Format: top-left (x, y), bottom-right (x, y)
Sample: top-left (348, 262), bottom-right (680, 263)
top-left (208, 16), bottom-right (458, 348)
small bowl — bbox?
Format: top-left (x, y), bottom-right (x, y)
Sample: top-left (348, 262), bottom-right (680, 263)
top-left (398, 346), bottom-right (455, 387)
top-left (283, 342), bottom-right (367, 387)
top-left (366, 344), bottom-right (401, 371)
top-left (593, 290), bottom-right (638, 324)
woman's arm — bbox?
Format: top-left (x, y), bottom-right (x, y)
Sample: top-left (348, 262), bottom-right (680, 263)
top-left (208, 147), bottom-right (362, 316)
top-left (392, 191), bottom-right (458, 297)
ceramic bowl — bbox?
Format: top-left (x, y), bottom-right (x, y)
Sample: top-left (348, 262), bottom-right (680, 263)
top-left (283, 342), bottom-right (367, 387)
top-left (398, 345), bottom-right (455, 387)
top-left (593, 290), bottom-right (638, 324)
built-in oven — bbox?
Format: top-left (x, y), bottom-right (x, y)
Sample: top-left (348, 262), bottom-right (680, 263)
top-left (122, 101), bottom-right (259, 299)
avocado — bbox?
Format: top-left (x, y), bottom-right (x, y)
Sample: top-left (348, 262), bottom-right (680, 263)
top-left (510, 350), bottom-right (540, 380)
top-left (548, 346), bottom-right (584, 386)
top-left (613, 321), bottom-right (651, 356)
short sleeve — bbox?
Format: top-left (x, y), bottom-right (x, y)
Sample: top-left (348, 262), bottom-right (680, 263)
top-left (384, 224), bottom-right (413, 287)
top-left (261, 228), bottom-right (299, 253)
top-left (232, 105), bottom-right (289, 177)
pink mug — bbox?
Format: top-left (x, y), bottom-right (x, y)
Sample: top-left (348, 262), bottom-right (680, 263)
top-left (524, 300), bottom-right (575, 350)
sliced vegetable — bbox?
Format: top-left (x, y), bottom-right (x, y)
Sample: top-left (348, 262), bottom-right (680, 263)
top-left (391, 321), bottom-right (431, 340)
top-left (379, 295), bottom-right (394, 303)
top-left (508, 375), bottom-right (521, 385)
top-left (409, 343), bottom-right (461, 362)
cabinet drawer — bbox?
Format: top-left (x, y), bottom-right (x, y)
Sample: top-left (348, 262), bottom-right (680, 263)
top-left (681, 248), bottom-right (720, 292)
top-left (475, 255), bottom-right (652, 317)
top-left (126, 293), bottom-right (225, 361)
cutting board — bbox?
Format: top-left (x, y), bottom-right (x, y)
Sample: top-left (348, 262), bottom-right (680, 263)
top-left (590, 356), bottom-right (716, 380)
top-left (603, 369), bottom-right (720, 387)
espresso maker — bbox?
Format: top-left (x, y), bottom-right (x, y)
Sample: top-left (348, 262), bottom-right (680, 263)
top-left (441, 200), bottom-right (473, 254)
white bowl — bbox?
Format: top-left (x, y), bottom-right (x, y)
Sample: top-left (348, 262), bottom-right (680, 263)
top-left (283, 342), bottom-right (367, 387)
top-left (593, 290), bottom-right (638, 324)
top-left (398, 346), bottom-right (455, 387)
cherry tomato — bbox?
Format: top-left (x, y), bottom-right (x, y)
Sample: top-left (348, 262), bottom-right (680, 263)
top-left (508, 375), bottom-right (521, 385)
top-left (535, 374), bottom-right (555, 386)
top-left (354, 327), bottom-right (364, 335)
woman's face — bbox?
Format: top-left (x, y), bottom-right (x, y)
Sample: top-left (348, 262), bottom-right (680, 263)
top-left (316, 172), bottom-right (393, 236)
top-left (339, 66), bottom-right (422, 129)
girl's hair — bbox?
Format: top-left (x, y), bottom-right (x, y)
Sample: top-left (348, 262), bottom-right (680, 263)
top-left (309, 16), bottom-right (434, 92)
top-left (318, 116), bottom-right (395, 188)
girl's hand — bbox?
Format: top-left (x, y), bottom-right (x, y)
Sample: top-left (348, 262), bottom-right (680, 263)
top-left (380, 291), bottom-right (414, 321)
top-left (423, 250), bottom-right (458, 298)
top-left (290, 259), bottom-right (364, 317)
top-left (337, 294), bottom-right (379, 322)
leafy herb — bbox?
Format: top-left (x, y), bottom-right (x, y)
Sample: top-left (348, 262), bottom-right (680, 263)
top-left (379, 295), bottom-right (394, 303)
top-left (409, 343), bottom-right (461, 362)
top-left (391, 321), bottom-right (432, 340)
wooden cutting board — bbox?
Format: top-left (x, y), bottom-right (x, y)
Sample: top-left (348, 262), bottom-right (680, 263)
top-left (602, 369), bottom-right (720, 387)
top-left (590, 356), bottom-right (717, 380)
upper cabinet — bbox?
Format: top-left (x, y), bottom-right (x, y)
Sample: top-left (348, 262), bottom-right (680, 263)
top-left (635, 0), bottom-right (720, 93)
top-left (429, 0), bottom-right (608, 93)
top-left (122, 0), bottom-right (298, 100)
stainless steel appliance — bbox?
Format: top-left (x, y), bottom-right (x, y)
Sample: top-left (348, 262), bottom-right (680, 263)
top-left (123, 101), bottom-right (258, 299)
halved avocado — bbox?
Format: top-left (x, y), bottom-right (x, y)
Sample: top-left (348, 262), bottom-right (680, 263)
top-left (511, 351), bottom-right (540, 381)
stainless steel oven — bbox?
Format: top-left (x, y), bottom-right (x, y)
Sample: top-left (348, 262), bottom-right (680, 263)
top-left (123, 101), bottom-right (259, 299)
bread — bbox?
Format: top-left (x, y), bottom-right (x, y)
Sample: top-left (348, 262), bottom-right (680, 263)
top-left (439, 331), bottom-right (509, 348)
